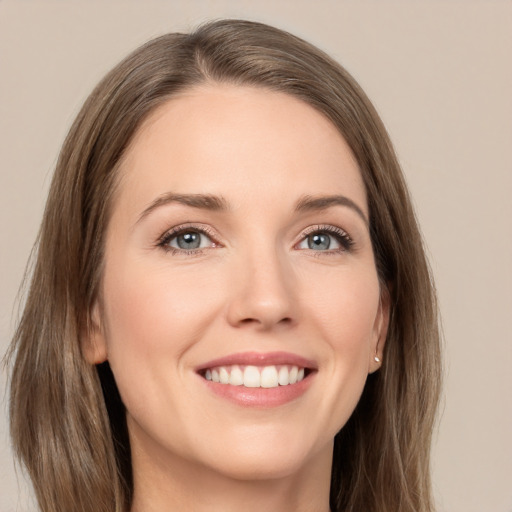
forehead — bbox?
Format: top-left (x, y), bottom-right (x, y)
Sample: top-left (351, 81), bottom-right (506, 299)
top-left (116, 84), bottom-right (366, 214)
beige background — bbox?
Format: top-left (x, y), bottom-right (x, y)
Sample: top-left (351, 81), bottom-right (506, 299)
top-left (1, 1), bottom-right (511, 511)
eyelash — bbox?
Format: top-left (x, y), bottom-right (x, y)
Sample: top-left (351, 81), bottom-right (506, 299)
top-left (299, 224), bottom-right (354, 254)
top-left (156, 224), bottom-right (218, 256)
top-left (156, 223), bottom-right (354, 255)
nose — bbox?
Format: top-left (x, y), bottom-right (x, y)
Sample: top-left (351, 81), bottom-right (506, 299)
top-left (225, 246), bottom-right (298, 331)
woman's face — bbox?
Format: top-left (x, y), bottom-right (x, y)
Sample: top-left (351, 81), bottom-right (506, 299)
top-left (87, 84), bottom-right (388, 482)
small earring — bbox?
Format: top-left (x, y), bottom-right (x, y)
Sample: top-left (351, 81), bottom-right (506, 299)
top-left (374, 356), bottom-right (381, 363)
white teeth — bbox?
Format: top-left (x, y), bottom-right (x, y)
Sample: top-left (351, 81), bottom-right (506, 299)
top-left (243, 366), bottom-right (261, 388)
top-left (229, 365), bottom-right (244, 386)
top-left (219, 367), bottom-right (229, 384)
top-left (278, 366), bottom-right (289, 386)
top-left (260, 366), bottom-right (279, 388)
top-left (203, 364), bottom-right (307, 388)
top-left (289, 366), bottom-right (298, 384)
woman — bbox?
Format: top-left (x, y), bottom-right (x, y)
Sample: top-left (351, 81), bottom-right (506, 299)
top-left (8, 19), bottom-right (441, 512)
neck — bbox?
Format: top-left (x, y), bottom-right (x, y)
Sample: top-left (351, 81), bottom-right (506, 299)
top-left (129, 435), bottom-right (333, 512)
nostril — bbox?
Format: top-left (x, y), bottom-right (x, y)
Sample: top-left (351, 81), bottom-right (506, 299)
top-left (276, 317), bottom-right (294, 327)
top-left (237, 316), bottom-right (292, 326)
top-left (238, 317), bottom-right (293, 329)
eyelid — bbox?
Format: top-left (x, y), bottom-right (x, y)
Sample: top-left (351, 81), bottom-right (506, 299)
top-left (156, 223), bottom-right (221, 252)
top-left (155, 222), bottom-right (353, 255)
top-left (295, 224), bottom-right (354, 252)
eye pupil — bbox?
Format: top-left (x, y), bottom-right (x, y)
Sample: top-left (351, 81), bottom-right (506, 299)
top-left (177, 232), bottom-right (201, 249)
top-left (308, 233), bottom-right (330, 250)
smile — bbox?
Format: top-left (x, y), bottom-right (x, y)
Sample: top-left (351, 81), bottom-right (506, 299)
top-left (195, 351), bottom-right (317, 406)
top-left (202, 365), bottom-right (306, 388)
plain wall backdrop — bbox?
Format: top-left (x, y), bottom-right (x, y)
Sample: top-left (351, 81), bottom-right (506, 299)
top-left (1, 1), bottom-right (511, 511)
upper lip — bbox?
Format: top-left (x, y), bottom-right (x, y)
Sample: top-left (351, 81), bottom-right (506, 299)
top-left (195, 351), bottom-right (317, 372)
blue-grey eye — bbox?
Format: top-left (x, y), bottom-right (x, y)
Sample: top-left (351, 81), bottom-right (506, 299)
top-left (308, 233), bottom-right (331, 250)
top-left (168, 231), bottom-right (212, 250)
top-left (297, 230), bottom-right (344, 251)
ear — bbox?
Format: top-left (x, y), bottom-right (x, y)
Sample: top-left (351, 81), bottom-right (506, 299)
top-left (368, 285), bottom-right (391, 374)
top-left (81, 301), bottom-right (108, 365)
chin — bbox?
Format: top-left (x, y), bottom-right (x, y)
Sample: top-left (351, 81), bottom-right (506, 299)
top-left (208, 451), bottom-right (310, 482)
top-left (194, 427), bottom-right (328, 482)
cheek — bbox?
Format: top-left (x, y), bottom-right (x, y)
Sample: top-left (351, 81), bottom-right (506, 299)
top-left (98, 258), bottom-right (228, 452)
top-left (307, 266), bottom-right (380, 396)
top-left (100, 258), bottom-right (222, 376)
top-left (109, 250), bottom-right (210, 316)
top-left (307, 265), bottom-right (380, 345)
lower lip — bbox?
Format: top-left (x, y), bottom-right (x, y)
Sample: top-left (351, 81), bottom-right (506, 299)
top-left (199, 372), bottom-right (315, 408)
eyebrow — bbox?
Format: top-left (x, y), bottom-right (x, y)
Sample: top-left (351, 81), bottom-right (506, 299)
top-left (136, 192), bottom-right (368, 225)
top-left (295, 194), bottom-right (368, 225)
top-left (137, 193), bottom-right (229, 224)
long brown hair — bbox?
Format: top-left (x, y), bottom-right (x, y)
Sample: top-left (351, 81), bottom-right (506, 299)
top-left (7, 19), bottom-right (441, 512)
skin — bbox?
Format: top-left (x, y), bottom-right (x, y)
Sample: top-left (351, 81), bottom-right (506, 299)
top-left (85, 84), bottom-right (389, 512)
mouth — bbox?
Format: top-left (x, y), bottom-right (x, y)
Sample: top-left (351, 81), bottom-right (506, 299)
top-left (199, 364), bottom-right (312, 388)
top-left (195, 351), bottom-right (317, 401)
